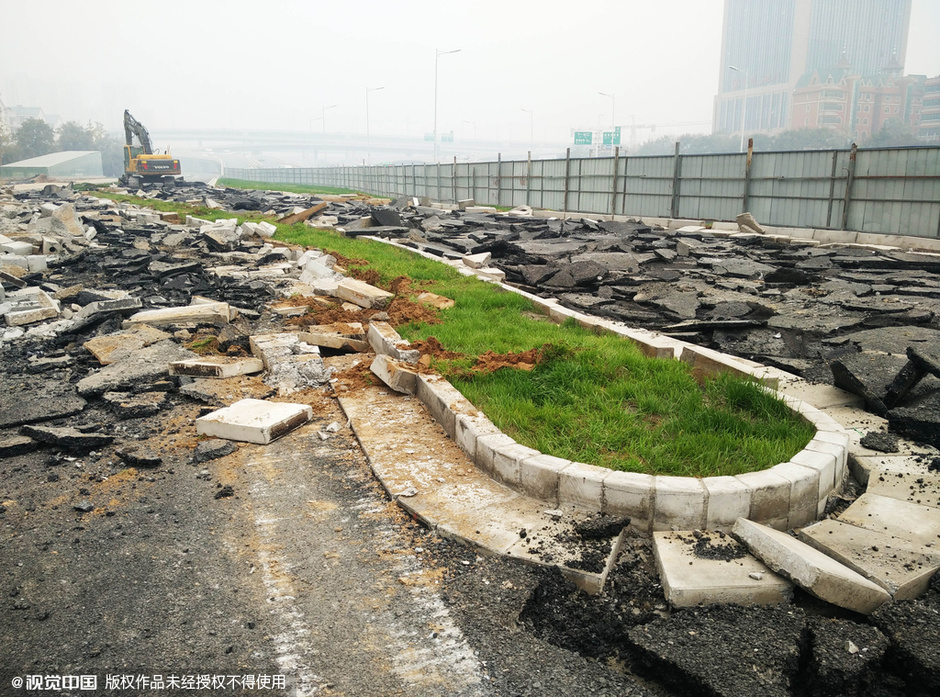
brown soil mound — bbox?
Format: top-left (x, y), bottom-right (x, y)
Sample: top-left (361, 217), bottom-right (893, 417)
top-left (473, 347), bottom-right (544, 373)
top-left (411, 336), bottom-right (465, 361)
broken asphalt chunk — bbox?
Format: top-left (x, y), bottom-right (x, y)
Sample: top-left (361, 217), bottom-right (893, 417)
top-left (20, 424), bottom-right (114, 454)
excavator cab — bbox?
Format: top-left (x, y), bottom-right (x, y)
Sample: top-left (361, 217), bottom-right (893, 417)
top-left (120, 109), bottom-right (181, 188)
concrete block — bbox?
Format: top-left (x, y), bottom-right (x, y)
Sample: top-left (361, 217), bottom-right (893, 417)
top-left (75, 296), bottom-right (143, 320)
top-left (654, 531), bottom-right (792, 608)
top-left (168, 356), bottom-right (264, 379)
top-left (462, 252), bottom-right (491, 269)
top-left (0, 254), bottom-right (28, 270)
top-left (771, 462), bottom-right (821, 529)
top-left (733, 518), bottom-right (890, 614)
top-left (367, 321), bottom-right (419, 363)
top-left (810, 430), bottom-right (851, 483)
top-left (195, 398), bottom-right (312, 445)
top-left (370, 354), bottom-right (418, 394)
top-left (492, 440), bottom-right (540, 487)
top-left (4, 287), bottom-right (58, 326)
top-left (603, 471), bottom-right (654, 531)
top-left (336, 277), bottom-right (393, 309)
top-left (475, 267), bottom-right (506, 283)
top-left (299, 322), bottom-right (369, 352)
top-left (839, 493), bottom-right (940, 548)
top-left (415, 373), bottom-right (462, 438)
top-left (790, 448), bottom-right (837, 514)
top-left (475, 433), bottom-right (517, 478)
top-left (124, 301), bottom-right (234, 328)
top-left (734, 469), bottom-right (791, 530)
top-left (0, 240), bottom-right (34, 255)
top-left (454, 409), bottom-right (501, 460)
top-left (26, 255), bottom-right (47, 272)
top-left (558, 462), bottom-right (606, 510)
top-left (799, 518), bottom-right (940, 600)
top-left (652, 476), bottom-right (707, 531)
top-left (703, 476), bottom-right (752, 531)
top-left (679, 344), bottom-right (778, 388)
top-left (519, 454), bottom-right (572, 504)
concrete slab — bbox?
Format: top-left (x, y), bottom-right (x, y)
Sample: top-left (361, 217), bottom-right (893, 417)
top-left (798, 518), bottom-right (940, 600)
top-left (866, 464), bottom-right (940, 508)
top-left (168, 356), bottom-right (264, 379)
top-left (124, 301), bottom-right (234, 327)
top-left (370, 354), bottom-right (418, 394)
top-left (195, 399), bottom-right (312, 445)
top-left (838, 493), bottom-right (940, 548)
top-left (367, 321), bottom-right (419, 362)
top-left (703, 476), bottom-right (752, 531)
top-left (653, 531), bottom-right (792, 607)
top-left (335, 277), bottom-right (393, 309)
top-left (335, 374), bottom-right (622, 593)
top-left (732, 518), bottom-right (891, 614)
top-left (298, 322), bottom-right (369, 352)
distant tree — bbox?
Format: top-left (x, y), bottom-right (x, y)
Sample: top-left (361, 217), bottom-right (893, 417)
top-left (96, 131), bottom-right (125, 177)
top-left (56, 120), bottom-right (100, 151)
top-left (759, 128), bottom-right (850, 151)
top-left (633, 132), bottom-right (743, 156)
top-left (14, 117), bottom-right (56, 160)
top-left (0, 119), bottom-right (12, 166)
top-left (861, 118), bottom-right (921, 148)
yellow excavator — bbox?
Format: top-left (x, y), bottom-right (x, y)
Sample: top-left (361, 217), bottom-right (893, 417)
top-left (120, 109), bottom-right (181, 187)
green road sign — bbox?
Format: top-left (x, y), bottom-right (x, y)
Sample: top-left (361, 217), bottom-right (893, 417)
top-left (574, 131), bottom-right (592, 145)
top-left (602, 130), bottom-right (622, 145)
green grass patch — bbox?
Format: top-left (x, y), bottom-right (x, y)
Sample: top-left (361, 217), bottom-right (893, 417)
top-left (218, 178), bottom-right (370, 197)
top-left (112, 192), bottom-right (815, 477)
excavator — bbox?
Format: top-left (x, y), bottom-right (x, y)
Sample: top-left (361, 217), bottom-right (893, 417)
top-left (120, 109), bottom-right (181, 187)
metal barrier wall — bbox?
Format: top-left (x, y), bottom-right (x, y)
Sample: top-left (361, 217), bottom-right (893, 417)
top-left (226, 144), bottom-right (940, 239)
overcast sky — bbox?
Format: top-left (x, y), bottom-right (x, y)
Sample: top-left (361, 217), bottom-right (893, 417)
top-left (2, 0), bottom-right (938, 149)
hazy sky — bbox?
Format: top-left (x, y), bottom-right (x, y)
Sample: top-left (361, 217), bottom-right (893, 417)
top-left (2, 0), bottom-right (939, 149)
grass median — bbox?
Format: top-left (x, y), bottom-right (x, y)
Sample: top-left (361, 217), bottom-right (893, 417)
top-left (280, 225), bottom-right (815, 478)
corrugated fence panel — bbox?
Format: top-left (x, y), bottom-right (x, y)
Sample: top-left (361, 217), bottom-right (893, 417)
top-left (848, 147), bottom-right (940, 236)
top-left (622, 155), bottom-right (673, 218)
top-left (226, 144), bottom-right (940, 238)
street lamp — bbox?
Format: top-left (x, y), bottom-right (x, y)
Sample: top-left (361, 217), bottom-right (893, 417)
top-left (366, 86), bottom-right (384, 164)
top-left (521, 108), bottom-right (533, 153)
top-left (598, 91), bottom-right (616, 130)
top-left (434, 48), bottom-right (461, 162)
top-left (321, 104), bottom-right (337, 135)
top-left (729, 65), bottom-right (748, 152)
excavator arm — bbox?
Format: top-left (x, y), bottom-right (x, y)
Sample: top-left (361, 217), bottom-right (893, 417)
top-left (123, 109), bottom-right (154, 154)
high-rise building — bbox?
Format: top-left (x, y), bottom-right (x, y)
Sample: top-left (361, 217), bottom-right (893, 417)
top-left (713, 0), bottom-right (912, 140)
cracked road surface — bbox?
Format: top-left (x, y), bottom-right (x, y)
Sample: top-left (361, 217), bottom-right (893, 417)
top-left (1, 380), bottom-right (648, 697)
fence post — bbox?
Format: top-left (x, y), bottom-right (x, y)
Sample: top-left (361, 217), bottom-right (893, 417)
top-left (841, 142), bottom-right (858, 230)
top-left (497, 153), bottom-right (502, 208)
top-left (526, 150), bottom-right (532, 207)
top-left (670, 141), bottom-right (682, 219)
top-left (621, 155), bottom-right (629, 215)
top-left (742, 138), bottom-right (753, 212)
top-left (453, 156), bottom-right (458, 204)
top-left (563, 147), bottom-right (571, 212)
top-left (610, 146), bottom-right (620, 217)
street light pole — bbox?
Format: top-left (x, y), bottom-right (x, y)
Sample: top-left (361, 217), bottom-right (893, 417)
top-left (321, 104), bottom-right (337, 135)
top-left (521, 108), bottom-right (533, 154)
top-left (729, 65), bottom-right (748, 152)
top-left (434, 48), bottom-right (461, 163)
top-left (366, 86), bottom-right (384, 164)
top-left (598, 91), bottom-right (615, 130)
